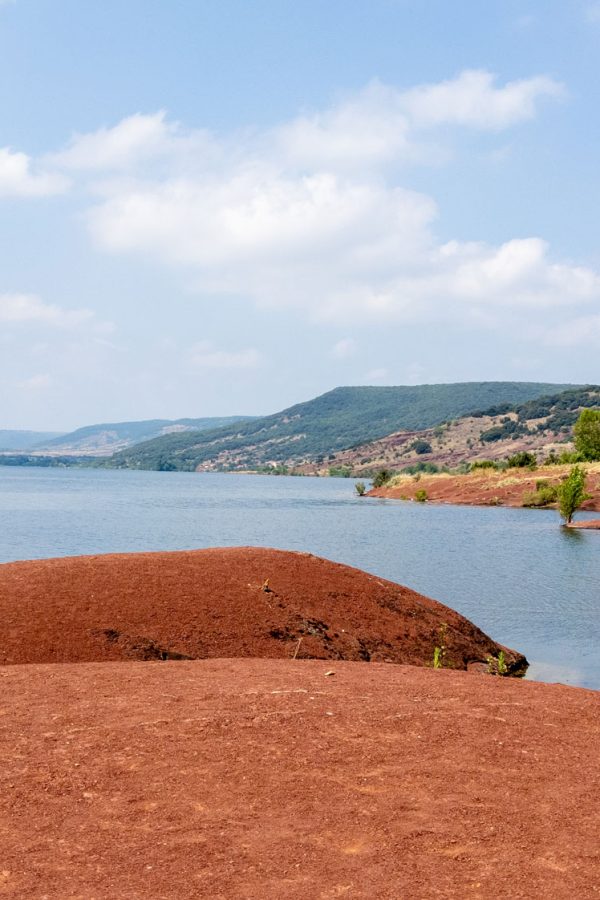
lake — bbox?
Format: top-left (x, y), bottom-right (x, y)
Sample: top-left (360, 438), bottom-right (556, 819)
top-left (1, 466), bottom-right (599, 689)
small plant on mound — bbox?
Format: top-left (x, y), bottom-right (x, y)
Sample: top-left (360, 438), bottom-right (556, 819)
top-left (557, 465), bottom-right (590, 524)
top-left (432, 624), bottom-right (447, 669)
top-left (487, 650), bottom-right (508, 676)
top-left (415, 489), bottom-right (428, 502)
top-left (355, 481), bottom-right (366, 496)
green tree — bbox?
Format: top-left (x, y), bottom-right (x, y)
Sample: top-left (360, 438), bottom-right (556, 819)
top-left (557, 465), bottom-right (589, 524)
top-left (573, 408), bottom-right (600, 461)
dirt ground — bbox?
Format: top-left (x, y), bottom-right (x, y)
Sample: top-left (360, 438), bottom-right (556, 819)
top-left (369, 462), bottom-right (600, 512)
top-left (0, 547), bottom-right (525, 673)
top-left (1, 659), bottom-right (599, 899)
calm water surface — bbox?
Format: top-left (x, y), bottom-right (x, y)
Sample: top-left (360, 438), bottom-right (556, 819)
top-left (1, 467), bottom-right (599, 689)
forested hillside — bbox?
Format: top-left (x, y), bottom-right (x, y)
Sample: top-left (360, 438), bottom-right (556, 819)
top-left (106, 382), bottom-right (575, 472)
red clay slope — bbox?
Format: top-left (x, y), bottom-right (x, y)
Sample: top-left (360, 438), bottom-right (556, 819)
top-left (1, 659), bottom-right (599, 899)
top-left (0, 547), bottom-right (525, 673)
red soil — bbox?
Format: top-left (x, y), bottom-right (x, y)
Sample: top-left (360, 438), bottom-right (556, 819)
top-left (1, 659), bottom-right (599, 899)
top-left (370, 464), bottom-right (600, 511)
top-left (0, 547), bottom-right (525, 673)
top-left (568, 519), bottom-right (600, 529)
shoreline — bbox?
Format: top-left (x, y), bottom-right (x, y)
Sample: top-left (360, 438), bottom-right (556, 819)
top-left (368, 461), bottom-right (600, 515)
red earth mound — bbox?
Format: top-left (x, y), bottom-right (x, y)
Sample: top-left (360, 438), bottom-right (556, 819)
top-left (0, 547), bottom-right (525, 673)
top-left (1, 659), bottom-right (599, 898)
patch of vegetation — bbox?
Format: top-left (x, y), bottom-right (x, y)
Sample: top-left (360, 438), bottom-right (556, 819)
top-left (411, 439), bottom-right (432, 455)
top-left (480, 417), bottom-right (528, 443)
top-left (574, 408), bottom-right (600, 461)
top-left (506, 451), bottom-right (537, 469)
top-left (400, 461), bottom-right (440, 475)
top-left (415, 489), bottom-right (428, 502)
top-left (372, 468), bottom-right (394, 488)
top-left (470, 459), bottom-right (500, 470)
top-left (522, 479), bottom-right (558, 508)
top-left (355, 481), bottom-right (366, 496)
top-left (328, 465), bottom-right (352, 478)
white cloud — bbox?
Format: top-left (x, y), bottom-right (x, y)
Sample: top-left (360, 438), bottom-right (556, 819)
top-left (44, 70), bottom-right (598, 346)
top-left (189, 341), bottom-right (262, 369)
top-left (331, 338), bottom-right (356, 359)
top-left (0, 148), bottom-right (68, 197)
top-left (399, 70), bottom-right (564, 131)
top-left (0, 292), bottom-right (115, 334)
top-left (52, 111), bottom-right (176, 171)
top-left (0, 293), bottom-right (94, 326)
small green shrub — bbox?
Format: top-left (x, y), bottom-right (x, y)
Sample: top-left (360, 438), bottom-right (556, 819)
top-left (402, 461), bottom-right (439, 475)
top-left (471, 459), bottom-right (499, 470)
top-left (522, 482), bottom-right (558, 507)
top-left (411, 439), bottom-right (432, 455)
top-left (329, 465), bottom-right (352, 478)
top-left (372, 468), bottom-right (393, 488)
top-left (506, 451), bottom-right (537, 469)
top-left (415, 488), bottom-right (428, 502)
top-left (355, 481), bottom-right (366, 496)
top-left (432, 624), bottom-right (447, 669)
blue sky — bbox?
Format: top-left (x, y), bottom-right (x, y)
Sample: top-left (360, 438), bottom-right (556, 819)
top-left (1, 0), bottom-right (600, 429)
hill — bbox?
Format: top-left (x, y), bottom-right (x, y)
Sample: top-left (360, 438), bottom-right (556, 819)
top-left (106, 382), bottom-right (574, 471)
top-left (318, 385), bottom-right (600, 476)
top-left (33, 415), bottom-right (253, 457)
top-left (0, 547), bottom-right (525, 672)
top-left (0, 430), bottom-right (64, 451)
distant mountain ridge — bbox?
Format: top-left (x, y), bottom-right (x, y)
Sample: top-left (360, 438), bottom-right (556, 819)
top-left (0, 430), bottom-right (65, 452)
top-left (27, 416), bottom-right (254, 457)
top-left (106, 382), bottom-right (578, 472)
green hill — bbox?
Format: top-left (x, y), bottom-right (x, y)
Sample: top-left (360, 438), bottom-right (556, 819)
top-left (106, 382), bottom-right (577, 472)
top-left (320, 385), bottom-right (600, 476)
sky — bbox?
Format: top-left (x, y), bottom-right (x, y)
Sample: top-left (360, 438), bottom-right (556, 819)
top-left (1, 0), bottom-right (600, 430)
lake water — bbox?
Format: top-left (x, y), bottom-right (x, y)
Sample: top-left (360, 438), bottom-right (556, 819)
top-left (1, 466), bottom-right (599, 689)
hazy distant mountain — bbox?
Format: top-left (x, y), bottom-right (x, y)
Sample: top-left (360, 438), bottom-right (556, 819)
top-left (0, 430), bottom-right (65, 452)
top-left (33, 416), bottom-right (254, 457)
top-left (107, 382), bottom-right (578, 472)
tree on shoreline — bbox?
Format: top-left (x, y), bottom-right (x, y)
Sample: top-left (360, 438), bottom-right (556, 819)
top-left (557, 465), bottom-right (590, 524)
